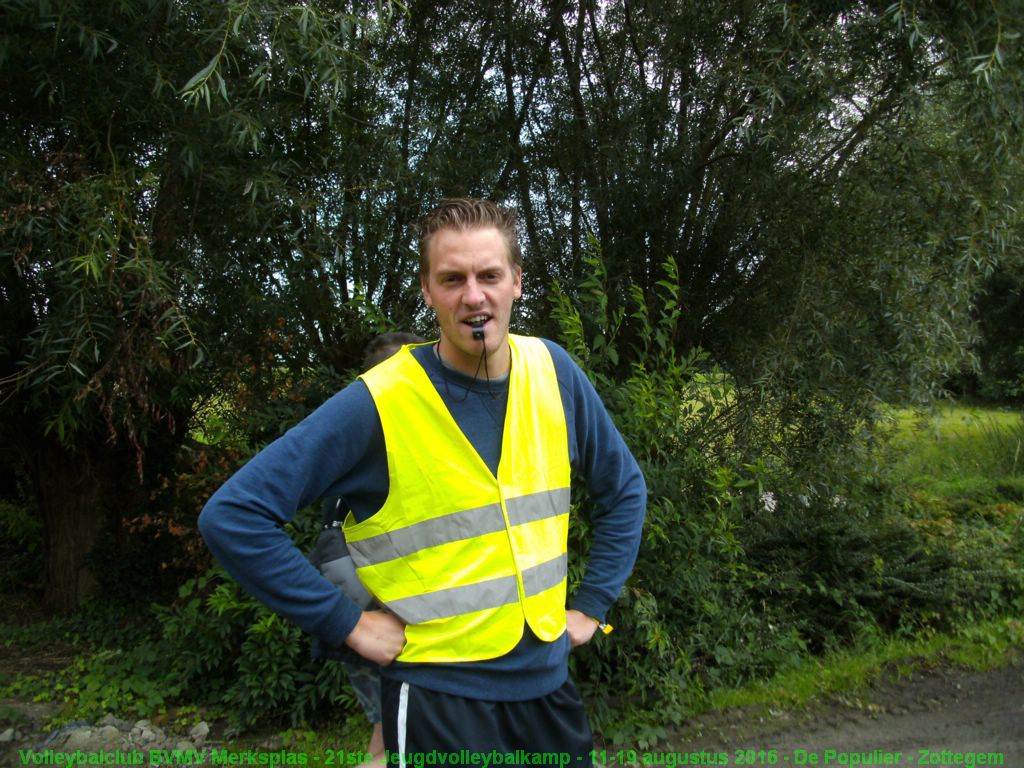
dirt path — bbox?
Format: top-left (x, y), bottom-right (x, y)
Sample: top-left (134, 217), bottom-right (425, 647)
top-left (667, 658), bottom-right (1024, 766)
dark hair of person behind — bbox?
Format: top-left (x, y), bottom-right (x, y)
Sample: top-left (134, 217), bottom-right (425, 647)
top-left (362, 332), bottom-right (426, 369)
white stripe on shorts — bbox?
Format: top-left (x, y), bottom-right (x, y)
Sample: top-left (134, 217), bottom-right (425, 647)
top-left (397, 681), bottom-right (410, 768)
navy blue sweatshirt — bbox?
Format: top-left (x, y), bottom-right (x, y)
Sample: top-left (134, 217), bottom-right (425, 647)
top-left (199, 339), bottom-right (646, 700)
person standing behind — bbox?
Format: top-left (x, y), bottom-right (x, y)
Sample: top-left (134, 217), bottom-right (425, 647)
top-left (200, 198), bottom-right (646, 766)
top-left (310, 331), bottom-right (424, 768)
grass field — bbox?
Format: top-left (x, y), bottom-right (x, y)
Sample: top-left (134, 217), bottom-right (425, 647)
top-left (888, 402), bottom-right (1024, 503)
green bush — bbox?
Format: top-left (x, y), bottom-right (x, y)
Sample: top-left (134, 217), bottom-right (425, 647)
top-left (740, 492), bottom-right (956, 647)
top-left (143, 500), bottom-right (349, 729)
top-left (12, 564), bottom-right (362, 730)
top-left (554, 250), bottom-right (799, 743)
top-left (553, 246), bottom-right (1024, 745)
top-left (154, 568), bottom-right (359, 731)
top-left (0, 497), bottom-right (43, 592)
top-left (7, 343), bottom-right (373, 729)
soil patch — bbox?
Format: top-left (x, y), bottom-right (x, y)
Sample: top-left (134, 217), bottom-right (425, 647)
top-left (668, 655), bottom-right (1024, 765)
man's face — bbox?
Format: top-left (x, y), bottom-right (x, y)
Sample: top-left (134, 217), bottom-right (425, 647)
top-left (421, 226), bottom-right (522, 377)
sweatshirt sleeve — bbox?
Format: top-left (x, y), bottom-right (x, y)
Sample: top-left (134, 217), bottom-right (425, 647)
top-left (542, 340), bottom-right (647, 622)
top-left (198, 380), bottom-right (383, 646)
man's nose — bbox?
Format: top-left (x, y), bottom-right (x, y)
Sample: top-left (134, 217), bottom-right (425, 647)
top-left (462, 279), bottom-right (485, 306)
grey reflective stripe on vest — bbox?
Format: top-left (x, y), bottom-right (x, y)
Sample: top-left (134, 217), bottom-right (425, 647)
top-left (505, 488), bottom-right (570, 527)
top-left (348, 489), bottom-right (569, 569)
top-left (387, 574), bottom-right (519, 624)
top-left (383, 552), bottom-right (568, 624)
top-left (522, 552), bottom-right (568, 597)
top-left (347, 502), bottom-right (505, 568)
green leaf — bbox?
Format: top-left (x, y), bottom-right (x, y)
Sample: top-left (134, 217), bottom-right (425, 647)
top-left (181, 55), bottom-right (219, 93)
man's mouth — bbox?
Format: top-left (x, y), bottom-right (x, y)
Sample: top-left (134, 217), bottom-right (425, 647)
top-left (462, 315), bottom-right (491, 327)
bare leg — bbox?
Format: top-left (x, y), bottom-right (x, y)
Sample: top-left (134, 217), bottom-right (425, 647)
top-left (368, 722), bottom-right (384, 757)
top-left (357, 722), bottom-right (385, 768)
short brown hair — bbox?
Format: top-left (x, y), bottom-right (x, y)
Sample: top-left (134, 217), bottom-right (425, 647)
top-left (417, 197), bottom-right (522, 277)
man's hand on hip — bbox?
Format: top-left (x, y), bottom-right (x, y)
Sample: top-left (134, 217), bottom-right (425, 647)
top-left (346, 610), bottom-right (407, 666)
top-left (566, 609), bottom-right (599, 647)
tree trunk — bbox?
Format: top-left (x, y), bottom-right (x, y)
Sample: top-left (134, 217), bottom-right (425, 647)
top-left (34, 437), bottom-right (103, 614)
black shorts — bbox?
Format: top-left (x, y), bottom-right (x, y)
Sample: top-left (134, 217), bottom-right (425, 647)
top-left (381, 677), bottom-right (593, 768)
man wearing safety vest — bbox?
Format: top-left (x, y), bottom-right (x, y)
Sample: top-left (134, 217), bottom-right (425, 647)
top-left (200, 198), bottom-right (647, 766)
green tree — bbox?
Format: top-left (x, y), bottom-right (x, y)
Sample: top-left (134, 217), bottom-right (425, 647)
top-left (3, 0), bottom-right (1021, 617)
top-left (960, 259), bottom-right (1024, 402)
top-left (459, 0), bottom-right (1023, 475)
top-left (0, 0), bottom-right (399, 611)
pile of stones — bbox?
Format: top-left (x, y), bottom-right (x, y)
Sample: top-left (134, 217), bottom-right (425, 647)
top-left (2, 712), bottom-right (212, 765)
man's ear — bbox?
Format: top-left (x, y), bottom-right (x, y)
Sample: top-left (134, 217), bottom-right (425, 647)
top-left (421, 274), bottom-right (433, 308)
top-left (513, 266), bottom-right (522, 300)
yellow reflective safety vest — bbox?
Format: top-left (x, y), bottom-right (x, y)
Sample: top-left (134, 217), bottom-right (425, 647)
top-left (344, 334), bottom-right (571, 664)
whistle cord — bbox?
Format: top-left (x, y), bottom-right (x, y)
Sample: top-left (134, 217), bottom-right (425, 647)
top-left (435, 343), bottom-right (500, 402)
